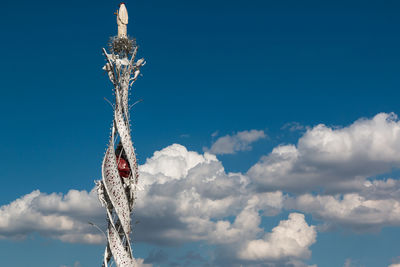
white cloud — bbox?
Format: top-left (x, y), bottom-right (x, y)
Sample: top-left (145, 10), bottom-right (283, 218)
top-left (0, 143), bottom-right (309, 266)
top-left (389, 264), bottom-right (400, 267)
top-left (205, 129), bottom-right (266, 155)
top-left (0, 189), bottom-right (104, 243)
top-left (238, 213), bottom-right (316, 261)
top-left (248, 113), bottom-right (400, 193)
top-left (134, 144), bottom-right (274, 247)
top-left (4, 112), bottom-right (400, 265)
top-left (287, 187), bottom-right (400, 231)
top-left (139, 143), bottom-right (217, 184)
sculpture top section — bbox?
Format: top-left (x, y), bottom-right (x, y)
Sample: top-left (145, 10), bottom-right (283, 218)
top-left (117, 3), bottom-right (128, 38)
top-left (109, 3), bottom-right (136, 58)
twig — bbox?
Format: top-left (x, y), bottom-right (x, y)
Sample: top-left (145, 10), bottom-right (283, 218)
top-left (104, 97), bottom-right (114, 109)
top-left (88, 221), bottom-right (107, 241)
top-left (129, 99), bottom-right (143, 110)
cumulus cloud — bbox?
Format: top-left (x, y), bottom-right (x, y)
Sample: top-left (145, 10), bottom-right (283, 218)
top-left (139, 144), bottom-right (218, 184)
top-left (248, 113), bottom-right (400, 193)
top-left (243, 113), bottom-right (400, 231)
top-left (134, 144), bottom-right (251, 245)
top-left (389, 264), bottom-right (400, 267)
top-left (135, 145), bottom-right (313, 265)
top-left (205, 130), bottom-right (266, 155)
top-left (238, 213), bottom-right (316, 261)
top-left (0, 189), bottom-right (104, 243)
top-left (4, 113), bottom-right (400, 265)
top-left (0, 144), bottom-right (301, 266)
top-left (284, 177), bottom-right (400, 231)
top-left (291, 193), bottom-right (400, 231)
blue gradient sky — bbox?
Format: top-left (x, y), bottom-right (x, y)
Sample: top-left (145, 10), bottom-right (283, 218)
top-left (1, 0), bottom-right (400, 266)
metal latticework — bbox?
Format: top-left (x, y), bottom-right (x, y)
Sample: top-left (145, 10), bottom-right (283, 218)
top-left (95, 4), bottom-right (145, 267)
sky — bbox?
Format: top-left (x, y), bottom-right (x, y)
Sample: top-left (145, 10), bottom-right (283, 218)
top-left (1, 0), bottom-right (400, 266)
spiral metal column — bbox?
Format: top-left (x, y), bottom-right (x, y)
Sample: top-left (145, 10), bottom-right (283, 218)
top-left (95, 4), bottom-right (145, 267)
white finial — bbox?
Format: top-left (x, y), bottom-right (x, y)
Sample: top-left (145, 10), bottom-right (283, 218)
top-left (117, 3), bottom-right (128, 38)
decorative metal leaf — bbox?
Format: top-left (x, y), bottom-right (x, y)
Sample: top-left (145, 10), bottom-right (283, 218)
top-left (114, 92), bottom-right (139, 182)
top-left (108, 225), bottom-right (134, 267)
top-left (102, 144), bottom-right (131, 236)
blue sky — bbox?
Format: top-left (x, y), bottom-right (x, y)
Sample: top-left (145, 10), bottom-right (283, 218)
top-left (1, 0), bottom-right (400, 266)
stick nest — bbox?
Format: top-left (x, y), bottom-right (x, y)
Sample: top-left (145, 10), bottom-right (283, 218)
top-left (108, 36), bottom-right (137, 57)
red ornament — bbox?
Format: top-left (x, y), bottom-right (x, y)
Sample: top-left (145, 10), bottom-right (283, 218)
top-left (117, 157), bottom-right (130, 178)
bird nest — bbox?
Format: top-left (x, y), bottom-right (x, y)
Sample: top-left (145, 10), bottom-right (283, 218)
top-left (108, 36), bottom-right (137, 57)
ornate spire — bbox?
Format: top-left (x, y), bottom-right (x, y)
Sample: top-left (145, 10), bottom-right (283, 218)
top-left (96, 3), bottom-right (145, 267)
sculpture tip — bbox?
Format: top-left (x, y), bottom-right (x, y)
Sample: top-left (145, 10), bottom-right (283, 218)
top-left (117, 2), bottom-right (128, 37)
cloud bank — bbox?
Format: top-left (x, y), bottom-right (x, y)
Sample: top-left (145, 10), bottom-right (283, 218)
top-left (248, 112), bottom-right (400, 193)
top-left (2, 113), bottom-right (400, 266)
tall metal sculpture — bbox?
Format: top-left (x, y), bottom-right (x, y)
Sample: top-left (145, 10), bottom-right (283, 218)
top-left (96, 3), bottom-right (145, 267)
